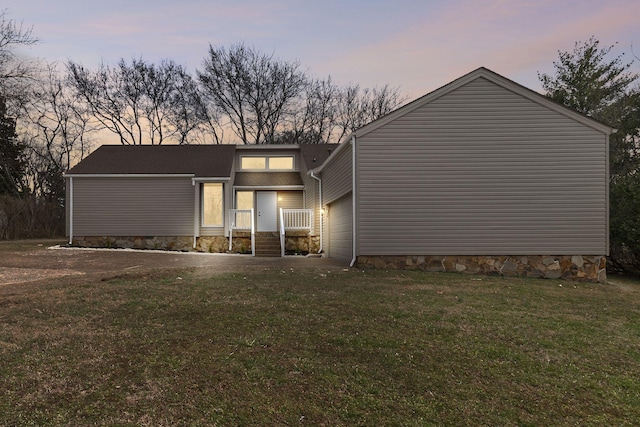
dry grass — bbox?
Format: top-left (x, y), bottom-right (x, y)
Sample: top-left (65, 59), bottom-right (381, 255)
top-left (1, 267), bottom-right (639, 426)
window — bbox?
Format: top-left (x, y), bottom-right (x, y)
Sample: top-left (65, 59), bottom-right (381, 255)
top-left (268, 156), bottom-right (294, 170)
top-left (235, 191), bottom-right (254, 229)
top-left (236, 191), bottom-right (254, 210)
top-left (240, 155), bottom-right (295, 171)
top-left (202, 183), bottom-right (223, 226)
top-left (241, 157), bottom-right (266, 170)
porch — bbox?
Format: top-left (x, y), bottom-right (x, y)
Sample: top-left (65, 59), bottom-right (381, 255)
top-left (228, 208), bottom-right (316, 257)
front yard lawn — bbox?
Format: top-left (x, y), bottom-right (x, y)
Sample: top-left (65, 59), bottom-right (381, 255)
top-left (1, 268), bottom-right (639, 426)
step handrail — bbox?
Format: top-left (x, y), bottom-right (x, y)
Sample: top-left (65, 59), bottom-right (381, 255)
top-left (279, 208), bottom-right (285, 257)
top-left (228, 209), bottom-right (255, 256)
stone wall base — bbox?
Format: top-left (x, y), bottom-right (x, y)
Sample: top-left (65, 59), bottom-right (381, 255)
top-left (72, 235), bottom-right (320, 255)
top-left (356, 255), bottom-right (607, 283)
top-left (283, 235), bottom-right (320, 254)
top-left (73, 236), bottom-right (196, 251)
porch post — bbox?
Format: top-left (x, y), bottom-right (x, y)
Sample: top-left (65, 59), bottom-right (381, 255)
top-left (68, 176), bottom-right (73, 245)
top-left (193, 181), bottom-right (199, 249)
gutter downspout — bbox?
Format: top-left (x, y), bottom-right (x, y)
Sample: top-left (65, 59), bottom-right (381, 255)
top-left (309, 171), bottom-right (323, 253)
top-left (192, 181), bottom-right (199, 249)
top-left (350, 136), bottom-right (357, 267)
top-left (68, 176), bottom-right (73, 245)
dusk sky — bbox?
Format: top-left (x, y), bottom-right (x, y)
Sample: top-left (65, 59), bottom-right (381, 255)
top-left (4, 0), bottom-right (640, 100)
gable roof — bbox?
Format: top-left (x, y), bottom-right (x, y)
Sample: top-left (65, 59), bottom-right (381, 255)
top-left (299, 144), bottom-right (340, 170)
top-left (314, 67), bottom-right (615, 174)
top-left (348, 67), bottom-right (614, 141)
top-left (66, 145), bottom-right (237, 177)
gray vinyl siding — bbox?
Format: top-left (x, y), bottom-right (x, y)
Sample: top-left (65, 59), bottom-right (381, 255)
top-left (321, 143), bottom-right (353, 204)
top-left (303, 173), bottom-right (317, 232)
top-left (277, 191), bottom-right (304, 231)
top-left (356, 77), bottom-right (608, 256)
top-left (277, 191), bottom-right (304, 210)
top-left (300, 167), bottom-right (321, 236)
top-left (328, 193), bottom-right (353, 260)
top-left (71, 177), bottom-right (194, 236)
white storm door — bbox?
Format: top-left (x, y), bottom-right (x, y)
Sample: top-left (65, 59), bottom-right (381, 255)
top-left (257, 191), bottom-right (277, 231)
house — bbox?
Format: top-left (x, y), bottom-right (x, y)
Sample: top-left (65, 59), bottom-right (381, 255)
top-left (65, 143), bottom-right (338, 256)
top-left (313, 67), bottom-right (612, 281)
top-left (65, 67), bottom-right (613, 281)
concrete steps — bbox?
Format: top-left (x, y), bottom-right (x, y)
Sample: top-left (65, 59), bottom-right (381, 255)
top-left (254, 232), bottom-right (281, 257)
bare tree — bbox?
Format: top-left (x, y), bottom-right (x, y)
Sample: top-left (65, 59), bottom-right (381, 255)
top-left (364, 84), bottom-right (406, 123)
top-left (166, 72), bottom-right (221, 144)
top-left (274, 79), bottom-right (407, 144)
top-left (67, 58), bottom-right (212, 145)
top-left (0, 10), bottom-right (40, 113)
top-left (0, 10), bottom-right (38, 196)
top-left (21, 64), bottom-right (94, 199)
top-left (333, 83), bottom-right (406, 142)
top-left (198, 43), bottom-right (307, 144)
top-left (287, 77), bottom-right (340, 144)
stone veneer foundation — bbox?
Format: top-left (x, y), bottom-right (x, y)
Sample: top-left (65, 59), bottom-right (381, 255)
top-left (356, 255), bottom-right (607, 283)
top-left (72, 235), bottom-right (320, 255)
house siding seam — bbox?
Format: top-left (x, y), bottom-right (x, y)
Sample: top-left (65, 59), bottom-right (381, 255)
top-left (356, 77), bottom-right (608, 256)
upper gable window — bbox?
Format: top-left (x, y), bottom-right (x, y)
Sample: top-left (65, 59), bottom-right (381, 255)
top-left (268, 156), bottom-right (294, 170)
top-left (241, 157), bottom-right (266, 170)
top-left (240, 156), bottom-right (294, 171)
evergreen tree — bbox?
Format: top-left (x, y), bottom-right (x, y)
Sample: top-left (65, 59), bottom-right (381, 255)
top-left (0, 95), bottom-right (25, 195)
top-left (539, 37), bottom-right (640, 274)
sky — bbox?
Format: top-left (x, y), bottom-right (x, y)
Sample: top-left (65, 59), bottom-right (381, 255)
top-left (3, 0), bottom-right (640, 101)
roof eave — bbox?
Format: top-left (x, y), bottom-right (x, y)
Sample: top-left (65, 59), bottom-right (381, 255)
top-left (64, 173), bottom-right (197, 178)
top-left (346, 67), bottom-right (615, 139)
top-left (311, 135), bottom-right (354, 175)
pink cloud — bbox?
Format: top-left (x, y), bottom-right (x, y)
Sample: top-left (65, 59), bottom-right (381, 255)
top-left (321, 0), bottom-right (640, 98)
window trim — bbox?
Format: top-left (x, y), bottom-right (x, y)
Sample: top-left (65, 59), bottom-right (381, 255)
top-left (240, 155), bottom-right (295, 171)
top-left (235, 190), bottom-right (255, 210)
top-left (267, 156), bottom-right (295, 171)
top-left (240, 156), bottom-right (267, 170)
top-left (201, 182), bottom-right (224, 228)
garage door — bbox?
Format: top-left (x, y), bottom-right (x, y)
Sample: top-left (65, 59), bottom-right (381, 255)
top-left (328, 193), bottom-right (353, 261)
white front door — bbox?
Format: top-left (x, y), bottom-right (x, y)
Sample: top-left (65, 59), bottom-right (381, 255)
top-left (257, 191), bottom-right (277, 231)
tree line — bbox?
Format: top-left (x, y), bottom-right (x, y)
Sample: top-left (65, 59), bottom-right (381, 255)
top-left (66, 45), bottom-right (406, 146)
top-left (1, 12), bottom-right (639, 275)
top-left (0, 11), bottom-right (405, 239)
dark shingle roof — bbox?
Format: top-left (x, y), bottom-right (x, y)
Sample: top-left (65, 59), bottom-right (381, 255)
top-left (234, 172), bottom-right (303, 187)
top-left (299, 144), bottom-right (340, 170)
top-left (66, 145), bottom-right (237, 177)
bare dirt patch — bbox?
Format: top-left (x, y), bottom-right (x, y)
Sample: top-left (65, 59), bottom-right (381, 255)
top-left (0, 239), bottom-right (348, 286)
top-left (0, 267), bottom-right (84, 286)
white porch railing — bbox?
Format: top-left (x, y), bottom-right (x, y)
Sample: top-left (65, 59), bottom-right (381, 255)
top-left (281, 209), bottom-right (314, 232)
top-left (279, 208), bottom-right (314, 257)
top-left (228, 209), bottom-right (255, 255)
